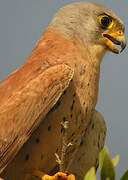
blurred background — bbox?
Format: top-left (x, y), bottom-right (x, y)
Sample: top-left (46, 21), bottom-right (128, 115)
top-left (0, 0), bottom-right (127, 179)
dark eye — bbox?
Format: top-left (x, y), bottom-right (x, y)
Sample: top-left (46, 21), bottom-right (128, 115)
top-left (101, 16), bottom-right (110, 28)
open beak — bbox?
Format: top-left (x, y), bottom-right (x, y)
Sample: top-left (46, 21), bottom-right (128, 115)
top-left (102, 30), bottom-right (127, 54)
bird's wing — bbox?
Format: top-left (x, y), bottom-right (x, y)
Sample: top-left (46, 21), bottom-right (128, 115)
top-left (0, 63), bottom-right (73, 173)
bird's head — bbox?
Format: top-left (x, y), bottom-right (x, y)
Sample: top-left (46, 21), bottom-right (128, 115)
top-left (49, 2), bottom-right (126, 61)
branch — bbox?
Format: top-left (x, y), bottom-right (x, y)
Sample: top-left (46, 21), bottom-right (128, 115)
top-left (55, 121), bottom-right (73, 172)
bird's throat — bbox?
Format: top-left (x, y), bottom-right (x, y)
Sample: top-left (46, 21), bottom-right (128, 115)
top-left (90, 44), bottom-right (107, 64)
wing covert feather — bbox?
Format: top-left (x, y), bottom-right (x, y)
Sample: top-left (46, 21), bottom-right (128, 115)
top-left (0, 64), bottom-right (73, 173)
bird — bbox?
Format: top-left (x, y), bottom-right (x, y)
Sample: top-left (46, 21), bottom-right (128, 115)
top-left (0, 1), bottom-right (126, 180)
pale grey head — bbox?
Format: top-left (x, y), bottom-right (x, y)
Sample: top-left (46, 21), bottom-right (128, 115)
top-left (49, 2), bottom-right (126, 61)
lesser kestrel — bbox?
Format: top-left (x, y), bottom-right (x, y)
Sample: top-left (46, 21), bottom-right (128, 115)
top-left (0, 2), bottom-right (126, 180)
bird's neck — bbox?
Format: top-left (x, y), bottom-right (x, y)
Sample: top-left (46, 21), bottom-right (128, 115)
top-left (89, 44), bottom-right (107, 64)
top-left (71, 34), bottom-right (107, 66)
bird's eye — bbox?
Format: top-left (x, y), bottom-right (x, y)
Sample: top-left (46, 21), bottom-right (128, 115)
top-left (101, 17), bottom-right (110, 27)
top-left (99, 15), bottom-right (113, 29)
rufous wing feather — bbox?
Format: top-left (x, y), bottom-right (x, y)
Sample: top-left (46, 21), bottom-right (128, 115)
top-left (0, 63), bottom-right (73, 173)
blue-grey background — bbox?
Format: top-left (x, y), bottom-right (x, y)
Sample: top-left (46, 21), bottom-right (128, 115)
top-left (0, 0), bottom-right (127, 179)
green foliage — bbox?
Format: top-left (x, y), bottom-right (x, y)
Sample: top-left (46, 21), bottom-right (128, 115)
top-left (99, 147), bottom-right (116, 180)
top-left (84, 167), bottom-right (96, 180)
top-left (120, 169), bottom-right (128, 180)
top-left (112, 155), bottom-right (120, 167)
top-left (83, 147), bottom-right (128, 180)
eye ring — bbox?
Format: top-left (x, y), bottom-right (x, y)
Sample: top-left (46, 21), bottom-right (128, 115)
top-left (99, 15), bottom-right (113, 29)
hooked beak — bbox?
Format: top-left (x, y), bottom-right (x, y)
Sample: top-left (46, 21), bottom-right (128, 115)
top-left (102, 30), bottom-right (127, 54)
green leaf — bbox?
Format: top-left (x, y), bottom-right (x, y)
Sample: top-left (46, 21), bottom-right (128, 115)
top-left (84, 167), bottom-right (96, 180)
top-left (120, 169), bottom-right (128, 180)
top-left (99, 147), bottom-right (109, 172)
top-left (112, 155), bottom-right (120, 167)
top-left (99, 148), bottom-right (115, 180)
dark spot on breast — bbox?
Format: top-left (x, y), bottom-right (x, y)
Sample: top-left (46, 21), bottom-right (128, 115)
top-left (80, 140), bottom-right (84, 146)
top-left (98, 141), bottom-right (100, 148)
top-left (91, 123), bottom-right (94, 129)
top-left (70, 114), bottom-right (73, 118)
top-left (48, 125), bottom-right (52, 131)
top-left (25, 154), bottom-right (30, 161)
top-left (78, 157), bottom-right (81, 161)
top-left (35, 138), bottom-right (40, 143)
top-left (86, 107), bottom-right (88, 113)
top-left (70, 99), bottom-right (75, 111)
top-left (61, 126), bottom-right (64, 133)
top-left (73, 93), bottom-right (76, 97)
top-left (63, 117), bottom-right (66, 122)
top-left (88, 83), bottom-right (90, 86)
top-left (83, 102), bottom-right (85, 105)
top-left (56, 148), bottom-right (58, 153)
top-left (71, 132), bottom-right (75, 137)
